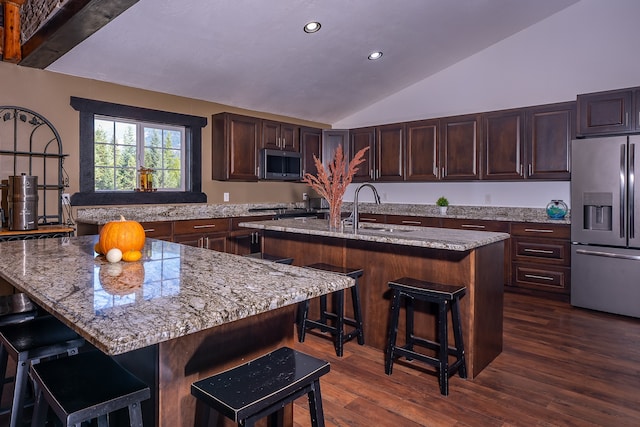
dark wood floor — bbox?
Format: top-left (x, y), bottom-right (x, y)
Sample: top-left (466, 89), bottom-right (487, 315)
top-left (292, 292), bottom-right (640, 427)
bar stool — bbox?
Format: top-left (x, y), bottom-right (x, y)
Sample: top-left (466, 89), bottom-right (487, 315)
top-left (0, 293), bottom-right (38, 327)
top-left (385, 277), bottom-right (467, 396)
top-left (191, 347), bottom-right (329, 427)
top-left (243, 252), bottom-right (294, 264)
top-left (0, 315), bottom-right (85, 427)
top-left (30, 350), bottom-right (150, 427)
top-left (297, 263), bottom-right (364, 357)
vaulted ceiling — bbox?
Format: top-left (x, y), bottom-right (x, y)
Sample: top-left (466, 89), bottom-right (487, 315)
top-left (21, 0), bottom-right (580, 124)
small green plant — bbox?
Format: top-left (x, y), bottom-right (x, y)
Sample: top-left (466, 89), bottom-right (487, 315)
top-left (436, 196), bottom-right (449, 207)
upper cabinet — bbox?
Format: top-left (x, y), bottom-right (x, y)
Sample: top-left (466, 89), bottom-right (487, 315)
top-left (577, 88), bottom-right (634, 136)
top-left (350, 127), bottom-right (376, 182)
top-left (376, 123), bottom-right (405, 181)
top-left (262, 120), bottom-right (299, 152)
top-left (300, 127), bottom-right (322, 176)
top-left (482, 110), bottom-right (525, 180)
top-left (349, 125), bottom-right (404, 182)
top-left (406, 119), bottom-right (439, 181)
top-left (212, 113), bottom-right (261, 181)
top-left (482, 102), bottom-right (574, 180)
top-left (525, 101), bottom-right (574, 180)
top-left (440, 114), bottom-right (481, 180)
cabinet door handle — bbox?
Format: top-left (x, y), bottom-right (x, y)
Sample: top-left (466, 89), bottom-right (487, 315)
top-left (143, 228), bottom-right (156, 233)
top-left (524, 274), bottom-right (554, 281)
top-left (519, 164), bottom-right (523, 176)
top-left (524, 228), bottom-right (553, 233)
top-left (193, 224), bottom-right (216, 229)
top-left (401, 220), bottom-right (421, 225)
top-left (442, 167), bottom-right (445, 178)
top-left (523, 248), bottom-right (554, 254)
top-left (461, 224), bottom-right (485, 229)
top-left (360, 218), bottom-right (377, 222)
top-left (528, 164), bottom-right (532, 176)
top-left (625, 112), bottom-right (629, 126)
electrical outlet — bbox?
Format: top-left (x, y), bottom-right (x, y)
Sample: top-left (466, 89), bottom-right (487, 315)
top-left (223, 192), bottom-right (230, 202)
top-left (302, 193), bottom-right (308, 201)
top-left (61, 193), bottom-right (71, 205)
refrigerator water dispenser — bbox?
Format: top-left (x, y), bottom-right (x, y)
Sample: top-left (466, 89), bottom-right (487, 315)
top-left (583, 192), bottom-right (612, 231)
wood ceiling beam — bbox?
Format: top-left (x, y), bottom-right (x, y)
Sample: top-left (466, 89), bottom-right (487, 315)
top-left (19, 0), bottom-right (139, 69)
top-left (1, 0), bottom-right (27, 63)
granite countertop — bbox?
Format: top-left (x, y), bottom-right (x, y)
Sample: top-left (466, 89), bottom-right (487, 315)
top-left (240, 218), bottom-right (509, 251)
top-left (0, 235), bottom-right (353, 355)
top-left (75, 202), bottom-right (570, 225)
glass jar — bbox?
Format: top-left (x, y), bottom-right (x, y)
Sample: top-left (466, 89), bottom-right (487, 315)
top-left (546, 199), bottom-right (568, 219)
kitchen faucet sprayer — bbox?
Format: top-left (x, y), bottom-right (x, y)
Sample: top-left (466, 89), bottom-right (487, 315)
top-left (352, 183), bottom-right (381, 234)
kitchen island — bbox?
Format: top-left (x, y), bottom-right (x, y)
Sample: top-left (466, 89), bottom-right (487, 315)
top-left (241, 218), bottom-right (510, 379)
top-left (0, 235), bottom-right (353, 426)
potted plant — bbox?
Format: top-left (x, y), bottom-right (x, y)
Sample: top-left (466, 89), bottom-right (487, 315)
top-left (436, 196), bottom-right (449, 215)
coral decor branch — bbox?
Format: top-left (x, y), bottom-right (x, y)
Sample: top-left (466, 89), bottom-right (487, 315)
top-left (302, 144), bottom-right (369, 209)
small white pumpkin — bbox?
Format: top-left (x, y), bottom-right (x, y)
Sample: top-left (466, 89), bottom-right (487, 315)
top-left (106, 247), bottom-right (123, 263)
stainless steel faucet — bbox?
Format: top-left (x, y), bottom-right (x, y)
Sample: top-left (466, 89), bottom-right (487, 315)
top-left (353, 183), bottom-right (381, 233)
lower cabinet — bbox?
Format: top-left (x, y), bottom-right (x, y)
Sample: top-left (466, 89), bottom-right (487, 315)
top-left (138, 221), bottom-right (173, 241)
top-left (173, 218), bottom-right (230, 252)
top-left (227, 216), bottom-right (271, 255)
top-left (509, 222), bottom-right (570, 297)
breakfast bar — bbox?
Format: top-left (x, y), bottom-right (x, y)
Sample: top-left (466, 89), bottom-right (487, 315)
top-left (0, 235), bottom-right (353, 426)
top-left (241, 218), bottom-right (510, 379)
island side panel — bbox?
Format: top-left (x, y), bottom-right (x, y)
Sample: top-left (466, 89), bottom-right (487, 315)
top-left (470, 240), bottom-right (504, 375)
top-left (157, 305), bottom-right (296, 427)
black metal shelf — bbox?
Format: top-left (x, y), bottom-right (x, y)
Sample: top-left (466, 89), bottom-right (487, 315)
top-left (0, 106), bottom-right (68, 226)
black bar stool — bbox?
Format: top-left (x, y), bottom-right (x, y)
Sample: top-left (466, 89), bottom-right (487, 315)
top-left (297, 263), bottom-right (364, 357)
top-left (30, 350), bottom-right (151, 427)
top-left (191, 347), bottom-right (330, 427)
top-left (0, 293), bottom-right (38, 327)
top-left (385, 277), bottom-right (467, 396)
top-left (243, 252), bottom-right (294, 264)
top-left (0, 315), bottom-right (85, 427)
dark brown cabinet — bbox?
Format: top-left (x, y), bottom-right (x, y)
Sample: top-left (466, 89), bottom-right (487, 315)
top-left (482, 110), bottom-right (525, 180)
top-left (300, 127), bottom-right (322, 176)
top-left (525, 101), bottom-right (574, 180)
top-left (439, 114), bottom-right (481, 180)
top-left (262, 120), bottom-right (299, 152)
top-left (376, 123), bottom-right (405, 181)
top-left (227, 216), bottom-right (270, 255)
top-left (406, 119), bottom-right (439, 181)
top-left (482, 102), bottom-right (574, 181)
top-left (386, 215), bottom-right (440, 227)
top-left (509, 222), bottom-right (570, 297)
top-left (357, 213), bottom-right (386, 224)
top-left (577, 88), bottom-right (634, 136)
top-left (138, 221), bottom-right (173, 241)
top-left (212, 113), bottom-right (261, 181)
top-left (173, 218), bottom-right (230, 252)
top-left (350, 127), bottom-right (376, 182)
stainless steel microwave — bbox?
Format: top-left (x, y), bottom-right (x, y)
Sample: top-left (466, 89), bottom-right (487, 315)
top-left (259, 149), bottom-right (302, 180)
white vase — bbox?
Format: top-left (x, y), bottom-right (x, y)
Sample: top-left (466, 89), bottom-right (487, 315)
top-left (439, 206), bottom-right (448, 215)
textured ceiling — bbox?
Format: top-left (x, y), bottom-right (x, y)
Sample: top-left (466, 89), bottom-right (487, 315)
top-left (46, 0), bottom-right (580, 124)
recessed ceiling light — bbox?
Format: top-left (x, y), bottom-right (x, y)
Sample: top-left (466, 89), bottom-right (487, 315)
top-left (304, 22), bottom-right (321, 33)
top-left (368, 51), bottom-right (383, 60)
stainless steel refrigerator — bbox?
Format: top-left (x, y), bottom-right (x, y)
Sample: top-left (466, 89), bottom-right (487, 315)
top-left (571, 135), bottom-right (640, 318)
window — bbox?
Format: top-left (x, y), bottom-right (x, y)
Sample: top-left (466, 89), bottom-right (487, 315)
top-left (94, 116), bottom-right (185, 191)
top-left (70, 97), bottom-right (207, 206)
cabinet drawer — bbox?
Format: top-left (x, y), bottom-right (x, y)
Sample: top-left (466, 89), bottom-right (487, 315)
top-left (357, 213), bottom-right (386, 223)
top-left (512, 263), bottom-right (570, 294)
top-left (174, 218), bottom-right (230, 235)
top-left (441, 218), bottom-right (509, 232)
top-left (512, 238), bottom-right (570, 265)
top-left (510, 222), bottom-right (570, 239)
top-left (139, 221), bottom-right (172, 239)
top-left (386, 215), bottom-right (440, 227)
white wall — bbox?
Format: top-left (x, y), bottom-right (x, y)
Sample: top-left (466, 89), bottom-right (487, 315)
top-left (333, 0), bottom-right (640, 209)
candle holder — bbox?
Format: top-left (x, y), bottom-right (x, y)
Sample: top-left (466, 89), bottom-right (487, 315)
top-left (136, 167), bottom-right (156, 192)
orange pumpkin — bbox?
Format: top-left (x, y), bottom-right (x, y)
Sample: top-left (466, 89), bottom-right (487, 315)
top-left (97, 216), bottom-right (145, 256)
